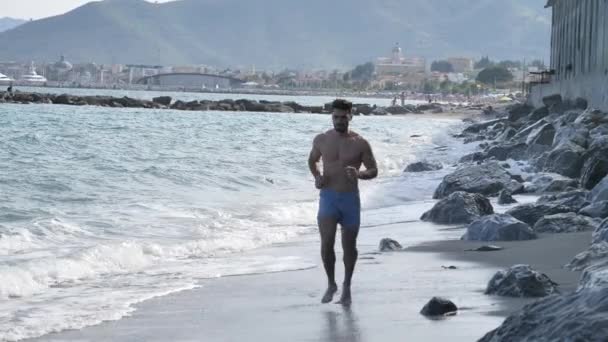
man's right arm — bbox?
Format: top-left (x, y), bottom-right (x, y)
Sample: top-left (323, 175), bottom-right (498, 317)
top-left (308, 135), bottom-right (322, 178)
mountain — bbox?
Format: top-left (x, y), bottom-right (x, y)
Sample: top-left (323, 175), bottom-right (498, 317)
top-left (0, 17), bottom-right (26, 33)
top-left (0, 0), bottom-right (551, 68)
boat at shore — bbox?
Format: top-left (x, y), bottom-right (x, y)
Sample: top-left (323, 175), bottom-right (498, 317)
top-left (18, 62), bottom-right (47, 85)
top-left (0, 72), bottom-right (14, 85)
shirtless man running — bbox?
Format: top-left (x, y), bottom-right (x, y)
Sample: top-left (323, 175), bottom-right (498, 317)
top-left (308, 99), bottom-right (378, 305)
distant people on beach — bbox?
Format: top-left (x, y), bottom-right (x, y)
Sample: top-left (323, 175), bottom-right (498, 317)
top-left (391, 96), bottom-right (397, 107)
top-left (400, 92), bottom-right (405, 106)
top-left (7, 84), bottom-right (13, 93)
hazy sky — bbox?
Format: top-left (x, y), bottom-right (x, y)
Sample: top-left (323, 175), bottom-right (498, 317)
top-left (0, 0), bottom-right (175, 20)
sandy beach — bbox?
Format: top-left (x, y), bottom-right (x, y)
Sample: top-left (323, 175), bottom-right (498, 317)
top-left (26, 193), bottom-right (591, 342)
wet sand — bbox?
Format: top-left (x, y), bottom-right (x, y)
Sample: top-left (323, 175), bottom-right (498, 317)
top-left (30, 211), bottom-right (512, 342)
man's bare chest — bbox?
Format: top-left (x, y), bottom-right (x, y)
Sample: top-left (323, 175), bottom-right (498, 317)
top-left (320, 139), bottom-right (361, 165)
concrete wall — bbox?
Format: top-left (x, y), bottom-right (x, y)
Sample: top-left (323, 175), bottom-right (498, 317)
top-left (529, 0), bottom-right (608, 111)
top-left (529, 73), bottom-right (608, 110)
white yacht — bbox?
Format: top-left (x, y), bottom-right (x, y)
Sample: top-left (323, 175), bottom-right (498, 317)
top-left (19, 62), bottom-right (47, 85)
top-left (0, 72), bottom-right (14, 85)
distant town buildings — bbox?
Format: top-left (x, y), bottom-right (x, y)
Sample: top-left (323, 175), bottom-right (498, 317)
top-left (530, 0), bottom-right (608, 111)
top-left (447, 57), bottom-right (474, 73)
top-left (375, 43), bottom-right (426, 88)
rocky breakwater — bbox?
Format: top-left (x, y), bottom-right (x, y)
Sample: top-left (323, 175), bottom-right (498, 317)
top-left (446, 95), bottom-right (608, 341)
top-left (0, 91), bottom-right (459, 116)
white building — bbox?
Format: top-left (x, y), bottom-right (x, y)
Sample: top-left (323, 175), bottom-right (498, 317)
top-left (530, 0), bottom-right (608, 110)
top-left (447, 57), bottom-right (474, 73)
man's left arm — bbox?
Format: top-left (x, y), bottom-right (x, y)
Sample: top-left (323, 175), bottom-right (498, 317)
top-left (358, 139), bottom-right (378, 180)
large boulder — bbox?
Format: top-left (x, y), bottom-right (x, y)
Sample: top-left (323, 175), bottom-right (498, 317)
top-left (552, 123), bottom-right (589, 148)
top-left (537, 142), bottom-right (585, 178)
top-left (506, 203), bottom-right (574, 226)
top-left (421, 192), bottom-right (494, 224)
top-left (507, 103), bottom-right (533, 122)
top-left (528, 106), bottom-right (550, 122)
top-left (579, 259), bottom-right (608, 289)
top-left (510, 119), bottom-right (549, 144)
top-left (420, 297), bottom-right (458, 317)
top-left (433, 162), bottom-right (522, 199)
top-left (579, 201), bottom-right (608, 219)
top-left (498, 190), bottom-right (517, 205)
top-left (592, 219), bottom-right (608, 244)
top-left (537, 190), bottom-right (591, 212)
top-left (462, 214), bottom-right (536, 241)
top-left (542, 94), bottom-right (563, 108)
top-left (533, 213), bottom-right (598, 234)
top-left (463, 119), bottom-right (507, 134)
top-left (580, 136), bottom-right (608, 190)
top-left (479, 289), bottom-right (608, 342)
top-left (567, 242), bottom-right (608, 271)
top-left (485, 143), bottom-right (528, 161)
top-left (52, 93), bottom-right (73, 105)
top-left (485, 265), bottom-right (558, 297)
top-left (524, 173), bottom-right (579, 194)
top-left (404, 161), bottom-right (442, 173)
top-left (590, 175), bottom-right (608, 203)
top-left (152, 96), bottom-right (172, 106)
top-left (526, 123), bottom-right (555, 146)
top-left (574, 108), bottom-right (608, 128)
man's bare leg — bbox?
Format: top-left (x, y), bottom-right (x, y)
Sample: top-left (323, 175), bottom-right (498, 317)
top-left (319, 217), bottom-right (338, 303)
top-left (338, 226), bottom-right (359, 305)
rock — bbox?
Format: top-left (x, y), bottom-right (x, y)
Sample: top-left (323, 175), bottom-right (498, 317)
top-left (378, 238), bottom-right (403, 252)
top-left (580, 136), bottom-right (608, 190)
top-left (463, 119), bottom-right (506, 134)
top-left (578, 259), bottom-right (608, 289)
top-left (552, 123), bottom-right (589, 148)
top-left (506, 203), bottom-right (574, 226)
top-left (498, 190), bottom-right (517, 205)
top-left (371, 107), bottom-right (388, 116)
top-left (404, 161), bottom-right (442, 173)
top-left (433, 162), bottom-right (523, 199)
top-left (526, 123), bottom-right (555, 146)
top-left (510, 119), bottom-right (549, 144)
top-left (478, 289), bottom-right (608, 342)
top-left (462, 214), bottom-right (536, 241)
top-left (574, 108), bottom-right (608, 128)
top-left (566, 242), bottom-right (608, 271)
top-left (575, 97), bottom-right (589, 110)
top-left (533, 213), bottom-right (598, 233)
top-left (538, 142), bottom-right (585, 178)
top-left (579, 201), bottom-right (608, 219)
top-left (442, 265), bottom-right (458, 270)
top-left (542, 94), bottom-right (563, 108)
top-left (590, 176), bottom-right (608, 203)
top-left (354, 104), bottom-right (374, 115)
top-left (592, 219), bottom-right (608, 244)
top-left (420, 297), bottom-right (458, 317)
top-left (524, 173), bottom-right (579, 193)
top-left (537, 190), bottom-right (591, 212)
top-left (152, 96), bottom-right (172, 106)
top-left (485, 143), bottom-right (528, 162)
top-left (528, 106), bottom-right (550, 122)
top-left (507, 103), bottom-right (533, 122)
top-left (485, 264), bottom-right (559, 298)
top-left (421, 192), bottom-right (494, 224)
top-left (385, 106), bottom-right (411, 115)
top-left (52, 94), bottom-right (72, 105)
top-left (496, 127), bottom-right (518, 141)
top-left (590, 124), bottom-right (608, 139)
top-left (466, 245), bottom-right (504, 252)
top-left (459, 151), bottom-right (486, 163)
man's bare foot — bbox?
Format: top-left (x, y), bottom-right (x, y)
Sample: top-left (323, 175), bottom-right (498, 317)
top-left (321, 284), bottom-right (338, 304)
top-left (337, 286), bottom-right (352, 306)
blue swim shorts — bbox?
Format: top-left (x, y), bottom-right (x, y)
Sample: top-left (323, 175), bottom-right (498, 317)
top-left (317, 189), bottom-right (361, 230)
